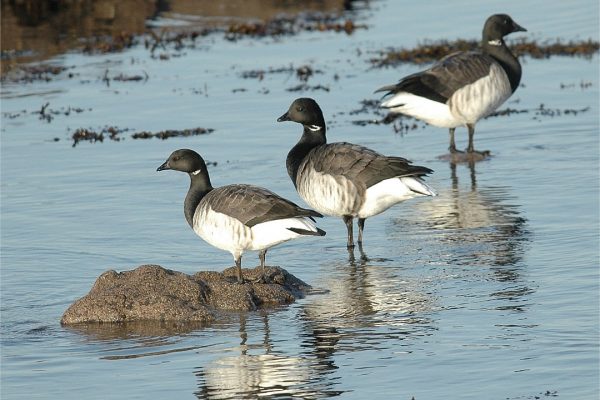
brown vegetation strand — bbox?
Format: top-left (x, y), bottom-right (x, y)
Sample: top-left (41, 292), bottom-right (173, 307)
top-left (371, 39), bottom-right (599, 67)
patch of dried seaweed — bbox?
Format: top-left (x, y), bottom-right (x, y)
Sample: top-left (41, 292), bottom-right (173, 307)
top-left (71, 126), bottom-right (130, 147)
top-left (82, 32), bottom-right (138, 55)
top-left (2, 102), bottom-right (90, 123)
top-left (286, 83), bottom-right (330, 92)
top-left (0, 64), bottom-right (69, 83)
top-left (370, 38), bottom-right (599, 67)
top-left (240, 64), bottom-right (323, 81)
top-left (140, 14), bottom-right (365, 57)
top-left (70, 126), bottom-right (213, 146)
top-left (131, 127), bottom-right (214, 140)
top-left (225, 15), bottom-right (365, 41)
top-left (101, 69), bottom-right (149, 86)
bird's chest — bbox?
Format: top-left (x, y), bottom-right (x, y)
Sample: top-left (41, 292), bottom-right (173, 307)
top-left (296, 163), bottom-right (363, 216)
top-left (448, 64), bottom-right (512, 122)
top-left (193, 205), bottom-right (252, 252)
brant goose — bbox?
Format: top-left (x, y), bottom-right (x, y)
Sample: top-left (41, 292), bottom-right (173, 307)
top-left (376, 14), bottom-right (526, 156)
top-left (277, 98), bottom-right (436, 248)
top-left (157, 149), bottom-right (325, 283)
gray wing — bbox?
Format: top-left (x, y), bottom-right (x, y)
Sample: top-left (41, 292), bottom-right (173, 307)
top-left (205, 184), bottom-right (322, 227)
top-left (304, 143), bottom-right (433, 189)
top-left (376, 51), bottom-right (495, 104)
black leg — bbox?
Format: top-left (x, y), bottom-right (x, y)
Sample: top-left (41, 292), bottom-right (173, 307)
top-left (466, 123), bottom-right (475, 153)
top-left (449, 127), bottom-right (459, 153)
top-left (466, 123), bottom-right (491, 158)
top-left (357, 218), bottom-right (365, 244)
top-left (259, 250), bottom-right (267, 272)
top-left (343, 215), bottom-right (354, 248)
top-left (235, 255), bottom-right (244, 284)
top-left (255, 250), bottom-right (268, 283)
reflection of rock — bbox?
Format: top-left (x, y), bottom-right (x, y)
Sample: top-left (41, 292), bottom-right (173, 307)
top-left (61, 264), bottom-right (310, 324)
top-left (64, 319), bottom-right (209, 340)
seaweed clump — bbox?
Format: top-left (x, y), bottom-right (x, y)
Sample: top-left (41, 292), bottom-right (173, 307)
top-left (370, 38), bottom-right (599, 67)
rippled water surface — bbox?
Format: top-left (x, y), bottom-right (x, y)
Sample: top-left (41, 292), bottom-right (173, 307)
top-left (1, 1), bottom-right (599, 399)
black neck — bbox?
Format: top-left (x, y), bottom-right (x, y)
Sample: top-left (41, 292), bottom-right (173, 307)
top-left (482, 39), bottom-right (522, 93)
top-left (286, 125), bottom-right (326, 187)
top-left (184, 173), bottom-right (213, 228)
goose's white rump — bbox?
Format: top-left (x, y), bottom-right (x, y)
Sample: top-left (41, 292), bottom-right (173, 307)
top-left (250, 217), bottom-right (320, 250)
top-left (193, 206), bottom-right (319, 257)
top-left (382, 93), bottom-right (458, 128)
top-left (358, 177), bottom-right (437, 218)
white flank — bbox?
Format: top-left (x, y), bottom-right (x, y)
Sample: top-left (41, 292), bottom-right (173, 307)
top-left (250, 217), bottom-right (318, 250)
top-left (448, 62), bottom-right (512, 123)
top-left (193, 207), bottom-right (252, 255)
top-left (193, 206), bottom-right (319, 258)
top-left (358, 177), bottom-right (435, 218)
top-left (381, 93), bottom-right (460, 128)
top-left (297, 169), bottom-right (361, 217)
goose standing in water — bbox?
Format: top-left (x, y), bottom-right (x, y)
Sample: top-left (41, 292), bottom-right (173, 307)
top-left (376, 14), bottom-right (526, 159)
top-left (277, 98), bottom-right (436, 248)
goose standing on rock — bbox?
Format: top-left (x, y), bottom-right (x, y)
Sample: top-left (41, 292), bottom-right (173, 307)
top-left (376, 14), bottom-right (526, 159)
top-left (277, 98), bottom-right (436, 249)
top-left (157, 149), bottom-right (325, 283)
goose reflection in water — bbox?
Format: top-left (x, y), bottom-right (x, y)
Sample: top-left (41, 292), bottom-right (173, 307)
top-left (194, 312), bottom-right (343, 399)
top-left (404, 162), bottom-right (530, 270)
top-left (393, 161), bottom-right (533, 315)
top-left (296, 245), bottom-right (438, 360)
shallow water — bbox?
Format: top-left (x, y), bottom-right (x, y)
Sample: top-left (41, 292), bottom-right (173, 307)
top-left (1, 0), bottom-right (599, 399)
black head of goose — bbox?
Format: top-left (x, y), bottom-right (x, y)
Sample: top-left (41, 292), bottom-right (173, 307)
top-left (157, 149), bottom-right (325, 283)
top-left (277, 98), bottom-right (436, 249)
top-left (376, 14), bottom-right (526, 157)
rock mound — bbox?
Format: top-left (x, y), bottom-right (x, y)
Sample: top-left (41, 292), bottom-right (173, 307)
top-left (61, 264), bottom-right (310, 325)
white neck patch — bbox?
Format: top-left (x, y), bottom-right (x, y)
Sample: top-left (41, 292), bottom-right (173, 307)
top-left (488, 39), bottom-right (502, 46)
top-left (191, 169), bottom-right (202, 176)
top-left (307, 125), bottom-right (322, 132)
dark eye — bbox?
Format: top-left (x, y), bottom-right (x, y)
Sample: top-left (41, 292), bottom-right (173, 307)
top-left (296, 106), bottom-right (304, 112)
top-left (173, 156), bottom-right (180, 161)
top-left (504, 19), bottom-right (509, 25)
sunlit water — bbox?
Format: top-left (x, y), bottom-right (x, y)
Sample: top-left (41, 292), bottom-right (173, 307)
top-left (1, 1), bottom-right (599, 399)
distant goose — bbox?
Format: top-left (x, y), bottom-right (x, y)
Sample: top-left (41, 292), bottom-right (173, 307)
top-left (157, 149), bottom-right (325, 283)
top-left (277, 98), bottom-right (436, 248)
top-left (376, 14), bottom-right (526, 156)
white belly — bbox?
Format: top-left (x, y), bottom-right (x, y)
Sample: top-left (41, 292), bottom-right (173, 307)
top-left (193, 206), bottom-right (319, 257)
top-left (193, 206), bottom-right (251, 256)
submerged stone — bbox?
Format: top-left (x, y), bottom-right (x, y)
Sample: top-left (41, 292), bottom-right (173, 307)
top-left (61, 264), bottom-right (310, 325)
